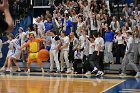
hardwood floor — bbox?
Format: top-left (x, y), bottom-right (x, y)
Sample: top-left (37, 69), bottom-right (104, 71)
top-left (0, 73), bottom-right (124, 93)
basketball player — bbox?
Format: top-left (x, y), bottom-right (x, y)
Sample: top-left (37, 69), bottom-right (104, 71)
top-left (6, 34), bottom-right (21, 72)
top-left (1, 33), bottom-right (20, 72)
top-left (0, 34), bottom-right (14, 71)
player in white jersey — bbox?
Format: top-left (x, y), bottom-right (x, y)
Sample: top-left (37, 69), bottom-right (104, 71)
top-left (1, 34), bottom-right (15, 72)
top-left (6, 34), bottom-right (21, 72)
top-left (0, 34), bottom-right (14, 71)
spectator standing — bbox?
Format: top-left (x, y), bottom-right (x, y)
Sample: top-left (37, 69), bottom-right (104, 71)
top-left (120, 31), bottom-right (140, 78)
top-left (69, 32), bottom-right (79, 63)
top-left (49, 30), bottom-right (61, 73)
top-left (35, 17), bottom-right (45, 38)
top-left (110, 16), bottom-right (120, 32)
top-left (114, 31), bottom-right (125, 64)
top-left (104, 27), bottom-right (115, 63)
top-left (63, 14), bottom-right (73, 35)
top-left (89, 32), bottom-right (104, 76)
top-left (44, 16), bottom-right (53, 33)
top-left (60, 31), bottom-right (71, 73)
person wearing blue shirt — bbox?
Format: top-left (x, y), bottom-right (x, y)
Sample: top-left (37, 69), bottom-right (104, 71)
top-left (64, 14), bottom-right (73, 35)
top-left (104, 27), bottom-right (115, 64)
top-left (44, 17), bottom-right (53, 33)
top-left (105, 30), bottom-right (114, 42)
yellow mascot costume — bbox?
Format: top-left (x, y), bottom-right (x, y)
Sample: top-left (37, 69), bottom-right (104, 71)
top-left (21, 32), bottom-right (49, 73)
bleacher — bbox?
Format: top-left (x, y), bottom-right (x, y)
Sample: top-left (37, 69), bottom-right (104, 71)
top-left (110, 0), bottom-right (134, 18)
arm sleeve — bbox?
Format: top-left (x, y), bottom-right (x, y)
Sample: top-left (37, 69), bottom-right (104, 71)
top-left (73, 38), bottom-right (79, 50)
top-left (68, 20), bottom-right (72, 27)
top-left (126, 38), bottom-right (133, 54)
top-left (36, 38), bottom-right (45, 42)
top-left (23, 41), bottom-right (30, 48)
top-left (126, 43), bottom-right (133, 54)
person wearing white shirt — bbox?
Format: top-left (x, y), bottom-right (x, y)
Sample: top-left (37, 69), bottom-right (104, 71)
top-left (115, 31), bottom-right (125, 64)
top-left (2, 34), bottom-right (21, 72)
top-left (76, 15), bottom-right (85, 37)
top-left (0, 39), bottom-right (13, 71)
top-left (79, 30), bottom-right (90, 73)
top-left (35, 17), bottom-right (45, 38)
top-left (85, 36), bottom-right (95, 75)
top-left (129, 16), bottom-right (137, 28)
top-left (89, 13), bottom-right (98, 36)
top-left (89, 33), bottom-right (104, 76)
top-left (8, 37), bottom-right (21, 72)
top-left (73, 45), bottom-right (83, 74)
top-left (49, 30), bottom-right (61, 73)
top-left (120, 31), bottom-right (140, 78)
top-left (18, 27), bottom-right (27, 71)
top-left (133, 26), bottom-right (140, 64)
top-left (59, 31), bottom-right (71, 73)
top-left (78, 0), bottom-right (90, 18)
top-left (26, 25), bottom-right (37, 38)
top-left (110, 16), bottom-right (120, 32)
top-left (18, 27), bottom-right (26, 46)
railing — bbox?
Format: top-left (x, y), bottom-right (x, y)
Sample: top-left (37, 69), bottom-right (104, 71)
top-left (110, 0), bottom-right (134, 17)
top-left (33, 0), bottom-right (49, 6)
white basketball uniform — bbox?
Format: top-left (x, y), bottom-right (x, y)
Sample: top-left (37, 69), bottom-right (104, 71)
top-left (6, 40), bottom-right (14, 58)
top-left (11, 38), bottom-right (21, 60)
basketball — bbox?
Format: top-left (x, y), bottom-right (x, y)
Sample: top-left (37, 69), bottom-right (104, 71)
top-left (38, 49), bottom-right (49, 61)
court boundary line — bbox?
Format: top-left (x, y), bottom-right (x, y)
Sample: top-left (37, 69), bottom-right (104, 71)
top-left (101, 80), bottom-right (126, 93)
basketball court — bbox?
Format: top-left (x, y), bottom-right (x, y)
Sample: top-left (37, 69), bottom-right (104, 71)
top-left (0, 72), bottom-right (139, 93)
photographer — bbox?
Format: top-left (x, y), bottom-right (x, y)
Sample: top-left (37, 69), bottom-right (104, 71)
top-left (0, 0), bottom-right (14, 32)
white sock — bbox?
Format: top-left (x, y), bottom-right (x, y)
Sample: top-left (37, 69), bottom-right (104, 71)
top-left (18, 68), bottom-right (21, 71)
top-left (41, 68), bottom-right (44, 72)
top-left (94, 67), bottom-right (97, 71)
top-left (28, 69), bottom-right (30, 72)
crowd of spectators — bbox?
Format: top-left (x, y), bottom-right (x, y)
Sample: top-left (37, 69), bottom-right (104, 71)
top-left (1, 0), bottom-right (140, 76)
top-left (28, 0), bottom-right (140, 73)
top-left (31, 0), bottom-right (140, 76)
